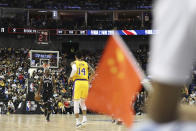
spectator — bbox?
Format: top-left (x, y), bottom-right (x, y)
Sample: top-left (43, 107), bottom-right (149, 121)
top-left (7, 100), bottom-right (15, 114)
top-left (64, 98), bottom-right (73, 114)
top-left (58, 100), bottom-right (65, 114)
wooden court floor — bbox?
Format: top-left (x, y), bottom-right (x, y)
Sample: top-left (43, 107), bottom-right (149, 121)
top-left (0, 114), bottom-right (143, 131)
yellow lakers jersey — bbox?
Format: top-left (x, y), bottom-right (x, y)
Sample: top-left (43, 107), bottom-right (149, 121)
top-left (73, 60), bottom-right (88, 81)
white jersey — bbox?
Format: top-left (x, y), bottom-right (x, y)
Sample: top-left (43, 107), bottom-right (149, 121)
top-left (148, 0), bottom-right (196, 85)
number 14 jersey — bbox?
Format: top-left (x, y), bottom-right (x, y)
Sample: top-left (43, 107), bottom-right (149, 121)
top-left (73, 60), bottom-right (88, 81)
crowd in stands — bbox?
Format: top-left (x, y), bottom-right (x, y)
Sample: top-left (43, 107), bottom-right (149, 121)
top-left (134, 90), bottom-right (148, 115)
top-left (181, 70), bottom-right (196, 105)
top-left (0, 0), bottom-right (152, 10)
top-left (0, 47), bottom-right (195, 115)
top-left (0, 48), bottom-right (100, 114)
top-left (0, 48), bottom-right (29, 113)
top-left (133, 45), bottom-right (148, 71)
top-left (0, 12), bottom-right (152, 30)
top-left (0, 1), bottom-right (152, 30)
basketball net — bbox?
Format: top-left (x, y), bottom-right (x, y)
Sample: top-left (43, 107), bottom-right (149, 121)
top-left (43, 63), bottom-right (50, 71)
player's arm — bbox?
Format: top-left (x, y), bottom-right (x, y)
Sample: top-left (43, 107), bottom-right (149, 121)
top-left (88, 64), bottom-right (95, 83)
top-left (68, 62), bottom-right (77, 84)
top-left (37, 77), bottom-right (43, 95)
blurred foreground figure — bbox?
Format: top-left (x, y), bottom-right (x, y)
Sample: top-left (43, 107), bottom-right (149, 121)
top-left (132, 0), bottom-right (196, 130)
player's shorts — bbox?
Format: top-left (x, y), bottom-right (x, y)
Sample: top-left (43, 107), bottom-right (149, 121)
top-left (73, 79), bottom-right (89, 100)
top-left (42, 91), bottom-right (53, 103)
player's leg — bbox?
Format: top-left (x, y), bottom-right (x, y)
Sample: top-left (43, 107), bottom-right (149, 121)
top-left (80, 99), bottom-right (87, 124)
top-left (80, 81), bottom-right (89, 124)
top-left (74, 99), bottom-right (80, 126)
top-left (46, 93), bottom-right (53, 122)
top-left (46, 100), bottom-right (52, 122)
top-left (73, 81), bottom-right (82, 127)
top-left (45, 105), bottom-right (49, 121)
top-left (43, 95), bottom-right (47, 117)
top-left (43, 104), bottom-right (47, 117)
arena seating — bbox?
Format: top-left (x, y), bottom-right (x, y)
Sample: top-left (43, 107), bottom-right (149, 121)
top-left (0, 0), bottom-right (152, 10)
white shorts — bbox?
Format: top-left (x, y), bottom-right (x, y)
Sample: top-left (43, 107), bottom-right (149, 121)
top-left (148, 0), bottom-right (196, 85)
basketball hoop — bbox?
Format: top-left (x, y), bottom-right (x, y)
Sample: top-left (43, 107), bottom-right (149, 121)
top-left (29, 50), bottom-right (59, 68)
top-left (43, 63), bottom-right (50, 70)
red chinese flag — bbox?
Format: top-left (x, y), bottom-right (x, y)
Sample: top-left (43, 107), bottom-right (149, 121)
top-left (86, 35), bottom-right (143, 127)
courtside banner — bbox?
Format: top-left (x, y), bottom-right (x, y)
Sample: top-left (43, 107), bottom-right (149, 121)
top-left (87, 30), bottom-right (157, 35)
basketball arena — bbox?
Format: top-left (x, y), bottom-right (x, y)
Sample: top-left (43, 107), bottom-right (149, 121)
top-left (0, 0), bottom-right (196, 131)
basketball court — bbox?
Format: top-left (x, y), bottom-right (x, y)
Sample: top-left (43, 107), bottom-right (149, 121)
top-left (0, 114), bottom-right (144, 131)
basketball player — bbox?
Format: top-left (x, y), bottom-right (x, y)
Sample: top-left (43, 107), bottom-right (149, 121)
top-left (131, 0), bottom-right (196, 130)
top-left (37, 69), bottom-right (55, 122)
top-left (68, 51), bottom-right (94, 128)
